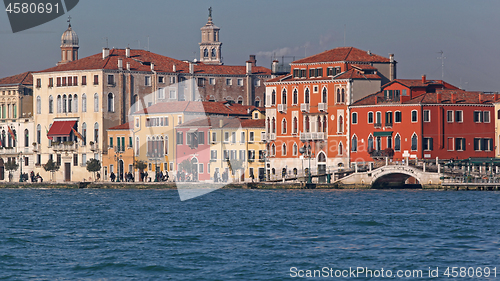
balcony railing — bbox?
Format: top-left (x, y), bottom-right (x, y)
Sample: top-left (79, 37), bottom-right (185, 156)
top-left (318, 103), bottom-right (327, 112)
top-left (90, 143), bottom-right (99, 151)
top-left (52, 142), bottom-right (78, 152)
top-left (0, 147), bottom-right (17, 154)
top-left (278, 104), bottom-right (287, 113)
top-left (374, 122), bottom-right (382, 128)
top-left (300, 103), bottom-right (310, 113)
top-left (299, 132), bottom-right (326, 141)
top-left (385, 122), bottom-right (393, 128)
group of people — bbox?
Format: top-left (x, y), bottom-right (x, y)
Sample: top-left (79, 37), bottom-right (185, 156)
top-left (23, 171), bottom-right (42, 182)
top-left (110, 172), bottom-right (135, 182)
top-left (213, 170), bottom-right (229, 183)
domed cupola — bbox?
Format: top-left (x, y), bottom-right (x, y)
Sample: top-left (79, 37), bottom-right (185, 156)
top-left (58, 18), bottom-right (79, 66)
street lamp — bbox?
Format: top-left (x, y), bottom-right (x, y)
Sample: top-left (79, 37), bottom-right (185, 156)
top-left (19, 151), bottom-right (23, 182)
top-left (299, 143), bottom-right (312, 184)
top-left (154, 148), bottom-right (158, 182)
top-left (114, 147), bottom-right (122, 182)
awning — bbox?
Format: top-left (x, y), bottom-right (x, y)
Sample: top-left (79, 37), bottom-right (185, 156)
top-left (47, 120), bottom-right (77, 138)
top-left (373, 131), bottom-right (393, 137)
top-left (188, 128), bottom-right (198, 132)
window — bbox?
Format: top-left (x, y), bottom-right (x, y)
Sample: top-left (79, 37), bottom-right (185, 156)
top-left (198, 132), bottom-right (205, 145)
top-left (240, 132), bottom-right (245, 143)
top-left (351, 135), bottom-right (358, 152)
top-left (197, 78), bottom-right (205, 87)
top-left (455, 110), bottom-right (463, 122)
top-left (145, 76), bottom-right (151, 86)
top-left (157, 88), bottom-right (165, 99)
top-left (36, 124), bottom-right (41, 144)
top-left (209, 78), bottom-right (215, 85)
top-left (395, 111), bottom-right (402, 123)
top-left (107, 75), bottom-right (114, 85)
top-left (73, 95), bottom-right (78, 113)
top-left (94, 122), bottom-right (99, 143)
top-left (292, 116), bottom-right (298, 134)
top-left (169, 89), bottom-right (176, 99)
top-left (411, 110), bottom-right (418, 122)
top-left (282, 143), bottom-right (287, 156)
top-left (170, 76), bottom-right (176, 84)
top-left (484, 138), bottom-right (493, 151)
top-left (271, 90), bottom-right (276, 105)
top-left (224, 132), bottom-right (229, 143)
top-left (300, 69), bottom-right (306, 78)
top-left (81, 76), bottom-right (86, 85)
top-left (292, 89), bottom-right (298, 105)
top-left (423, 137), bottom-right (433, 151)
top-left (447, 110), bottom-right (453, 122)
top-left (249, 132), bottom-right (254, 142)
top-left (292, 143), bottom-right (298, 156)
top-left (24, 129), bottom-right (29, 147)
top-left (411, 134), bottom-right (418, 151)
top-left (62, 77), bottom-right (67, 86)
top-left (93, 75), bottom-right (99, 85)
top-left (211, 150), bottom-right (217, 160)
top-left (368, 112), bottom-right (374, 124)
top-left (322, 88), bottom-right (327, 103)
top-left (226, 78), bottom-right (232, 86)
top-left (474, 111), bottom-right (482, 123)
top-left (304, 88), bottom-right (310, 104)
top-left (94, 93), bottom-right (99, 112)
top-left (176, 132), bottom-right (183, 145)
top-left (48, 78), bottom-right (53, 87)
top-left (375, 112), bottom-right (381, 126)
top-left (82, 94), bottom-right (87, 112)
top-left (237, 79), bottom-right (243, 86)
top-left (231, 132), bottom-right (236, 143)
top-left (282, 89), bottom-right (287, 105)
top-left (455, 138), bottom-right (466, 151)
top-left (385, 112), bottom-right (393, 126)
top-left (82, 123), bottom-right (87, 145)
top-left (62, 95), bottom-right (67, 113)
top-left (474, 138), bottom-right (481, 151)
top-left (36, 78), bottom-right (41, 88)
top-left (107, 93), bottom-right (114, 112)
top-left (423, 110), bottom-right (430, 122)
top-left (352, 112), bottom-right (358, 124)
top-left (282, 118), bottom-right (287, 134)
top-left (483, 111), bottom-right (490, 123)
top-left (211, 132), bottom-right (217, 143)
top-left (309, 69), bottom-right (315, 78)
top-left (394, 134), bottom-right (401, 151)
top-left (109, 137), bottom-right (113, 148)
top-left (36, 96), bottom-right (41, 114)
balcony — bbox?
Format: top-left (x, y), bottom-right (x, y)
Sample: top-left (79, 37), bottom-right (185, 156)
top-left (269, 133), bottom-right (276, 141)
top-left (300, 103), bottom-right (310, 113)
top-left (262, 133), bottom-right (267, 141)
top-left (278, 104), bottom-right (287, 113)
top-left (385, 122), bottom-right (393, 128)
top-left (90, 143), bottom-right (99, 151)
top-left (374, 122), bottom-right (382, 128)
top-left (248, 158), bottom-right (255, 162)
top-left (300, 132), bottom-right (326, 141)
top-left (0, 147), bottom-right (17, 155)
top-left (32, 144), bottom-right (40, 152)
top-left (318, 103), bottom-right (327, 112)
top-left (51, 142), bottom-right (78, 152)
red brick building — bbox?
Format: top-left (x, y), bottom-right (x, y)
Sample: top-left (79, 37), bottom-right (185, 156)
top-left (350, 77), bottom-right (497, 164)
top-left (264, 47), bottom-right (396, 181)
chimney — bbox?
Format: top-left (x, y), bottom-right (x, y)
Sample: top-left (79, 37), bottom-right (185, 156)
top-left (367, 50), bottom-right (371, 55)
top-left (246, 61), bottom-right (252, 75)
top-left (479, 93), bottom-right (484, 104)
top-left (272, 60), bottom-right (279, 74)
top-left (494, 92), bottom-right (499, 101)
top-left (189, 62), bottom-right (194, 74)
top-left (173, 64), bottom-right (176, 72)
top-left (219, 119), bottom-right (224, 128)
top-left (389, 53), bottom-right (396, 81)
top-left (451, 92), bottom-right (456, 104)
top-left (102, 48), bottom-right (110, 60)
top-left (436, 92), bottom-right (442, 103)
top-left (422, 74), bottom-right (426, 84)
top-left (249, 55), bottom-right (256, 67)
top-left (151, 63), bottom-right (155, 72)
top-left (125, 47), bottom-right (131, 58)
top-left (118, 59), bottom-right (123, 70)
top-left (126, 62), bottom-right (130, 71)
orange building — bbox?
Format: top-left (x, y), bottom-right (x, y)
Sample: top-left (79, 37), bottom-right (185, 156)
top-left (102, 122), bottom-right (135, 182)
top-left (264, 47), bottom-right (396, 181)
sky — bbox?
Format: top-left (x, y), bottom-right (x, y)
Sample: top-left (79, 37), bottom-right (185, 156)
top-left (1, 0), bottom-right (500, 91)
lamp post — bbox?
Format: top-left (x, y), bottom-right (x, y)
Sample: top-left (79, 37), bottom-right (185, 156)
top-left (114, 147), bottom-right (122, 182)
top-left (299, 143), bottom-right (312, 184)
top-left (154, 148), bottom-right (158, 182)
top-left (18, 151), bottom-right (23, 182)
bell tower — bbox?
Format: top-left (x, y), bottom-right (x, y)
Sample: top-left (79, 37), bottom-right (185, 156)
top-left (58, 16), bottom-right (79, 66)
top-left (199, 7), bottom-right (222, 65)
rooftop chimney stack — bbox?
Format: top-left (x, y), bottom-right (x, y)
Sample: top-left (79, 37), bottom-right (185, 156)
top-left (479, 93), bottom-right (484, 103)
top-left (102, 48), bottom-right (110, 60)
top-left (249, 55), bottom-right (256, 67)
top-left (272, 60), bottom-right (279, 75)
top-left (389, 53), bottom-right (396, 81)
top-left (151, 63), bottom-right (155, 72)
top-left (494, 92), bottom-right (499, 101)
top-left (126, 62), bottom-right (130, 71)
top-left (189, 62), bottom-right (194, 74)
top-left (422, 74), bottom-right (426, 84)
top-left (118, 59), bottom-right (123, 70)
top-left (173, 64), bottom-right (176, 72)
top-left (125, 47), bottom-right (131, 58)
top-left (451, 92), bottom-right (456, 104)
top-left (246, 61), bottom-right (252, 75)
top-left (219, 119), bottom-right (224, 128)
top-left (436, 92), bottom-right (442, 103)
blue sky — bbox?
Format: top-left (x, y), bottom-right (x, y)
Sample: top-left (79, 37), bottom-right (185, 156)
top-left (1, 0), bottom-right (499, 91)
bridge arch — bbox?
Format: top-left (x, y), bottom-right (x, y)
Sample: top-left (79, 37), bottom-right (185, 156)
top-left (371, 166), bottom-right (422, 188)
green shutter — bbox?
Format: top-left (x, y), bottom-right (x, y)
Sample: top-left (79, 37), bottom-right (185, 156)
top-left (109, 137), bottom-right (113, 148)
top-left (429, 138), bottom-right (433, 151)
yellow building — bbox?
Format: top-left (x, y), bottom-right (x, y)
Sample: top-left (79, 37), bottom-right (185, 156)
top-left (102, 122), bottom-right (135, 182)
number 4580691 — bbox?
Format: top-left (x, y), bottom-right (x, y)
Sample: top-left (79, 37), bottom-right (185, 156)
top-left (6, 3), bottom-right (59, 14)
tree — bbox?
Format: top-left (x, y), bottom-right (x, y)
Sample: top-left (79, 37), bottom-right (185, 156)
top-left (227, 159), bottom-right (245, 182)
top-left (43, 159), bottom-right (59, 182)
top-left (134, 160), bottom-right (147, 172)
top-left (86, 158), bottom-right (101, 181)
top-left (179, 158), bottom-right (195, 175)
top-left (5, 158), bottom-right (18, 182)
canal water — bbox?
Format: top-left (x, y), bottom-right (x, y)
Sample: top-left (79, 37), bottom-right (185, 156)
top-left (0, 188), bottom-right (499, 280)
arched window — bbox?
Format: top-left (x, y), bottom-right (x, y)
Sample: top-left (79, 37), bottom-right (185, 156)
top-left (49, 95), bottom-right (53, 113)
top-left (136, 137), bottom-right (140, 156)
top-left (293, 89), bottom-right (298, 105)
top-left (293, 143), bottom-right (298, 156)
top-left (108, 93), bottom-right (114, 112)
top-left (368, 135), bottom-right (374, 151)
top-left (62, 94), bottom-right (67, 113)
top-left (271, 90), bottom-right (276, 105)
top-left (94, 122), bottom-right (99, 143)
top-left (305, 116), bottom-right (310, 133)
top-left (338, 142), bottom-right (343, 155)
top-left (82, 122), bottom-right (87, 145)
top-left (282, 118), bottom-right (287, 134)
top-left (318, 151), bottom-right (326, 162)
top-left (94, 93), bottom-right (99, 112)
top-left (271, 143), bottom-right (276, 156)
top-left (282, 89), bottom-right (287, 105)
top-left (323, 116), bottom-right (327, 133)
top-left (305, 88), bottom-right (310, 104)
top-left (341, 88), bottom-right (345, 103)
top-left (352, 135), bottom-right (358, 152)
top-left (237, 96), bottom-right (243, 104)
top-left (68, 95), bottom-right (72, 112)
top-left (211, 48), bottom-right (216, 58)
top-left (165, 136), bottom-right (169, 155)
top-left (411, 133), bottom-right (418, 151)
top-left (322, 87), bottom-right (327, 103)
top-left (82, 94), bottom-right (87, 112)
top-left (266, 117), bottom-right (270, 134)
top-left (1, 104), bottom-right (4, 119)
top-left (271, 117), bottom-right (276, 134)
top-left (36, 96), bottom-right (41, 114)
top-left (73, 95), bottom-right (78, 112)
top-left (254, 97), bottom-right (260, 107)
top-left (336, 89), bottom-right (341, 103)
top-left (338, 115), bottom-right (343, 133)
top-left (282, 143), bottom-right (287, 156)
top-left (293, 116), bottom-right (298, 134)
top-left (24, 129), bottom-right (29, 147)
top-left (36, 124), bottom-right (41, 144)
top-left (395, 134), bottom-right (401, 151)
top-left (317, 116), bottom-right (322, 133)
top-left (498, 109), bottom-right (500, 120)
top-left (1, 130), bottom-right (5, 147)
top-left (204, 48), bottom-right (208, 58)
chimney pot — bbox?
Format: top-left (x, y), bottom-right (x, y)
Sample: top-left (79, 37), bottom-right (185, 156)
top-left (494, 92), bottom-right (499, 101)
top-left (249, 55), bottom-right (256, 67)
top-left (219, 119), bottom-right (224, 128)
top-left (151, 63), bottom-right (155, 71)
top-left (436, 92), bottom-right (442, 103)
top-left (118, 59), bottom-right (123, 70)
top-left (479, 93), bottom-right (484, 103)
top-left (126, 47), bottom-right (131, 58)
top-left (422, 75), bottom-right (426, 84)
top-left (173, 64), bottom-right (176, 72)
top-left (246, 61), bottom-right (252, 75)
top-left (451, 92), bottom-right (456, 104)
top-left (189, 62), bottom-right (194, 74)
top-left (126, 62), bottom-right (130, 71)
top-left (102, 48), bottom-right (110, 60)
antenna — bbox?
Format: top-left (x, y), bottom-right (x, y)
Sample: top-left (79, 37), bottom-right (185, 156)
top-left (147, 36), bottom-right (150, 51)
top-left (437, 50), bottom-right (446, 81)
top-left (344, 24), bottom-right (346, 47)
top-left (102, 37), bottom-right (108, 48)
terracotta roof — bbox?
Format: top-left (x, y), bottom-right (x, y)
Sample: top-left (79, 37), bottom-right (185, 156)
top-left (351, 64), bottom-right (377, 70)
top-left (0, 71), bottom-right (33, 86)
top-left (133, 101), bottom-right (254, 116)
top-left (109, 122), bottom-right (133, 130)
top-left (335, 69), bottom-right (381, 80)
top-left (35, 48), bottom-right (270, 75)
top-left (351, 91), bottom-right (382, 106)
top-left (383, 78), bottom-right (455, 88)
top-left (292, 47), bottom-right (390, 64)
top-left (177, 116), bottom-right (265, 129)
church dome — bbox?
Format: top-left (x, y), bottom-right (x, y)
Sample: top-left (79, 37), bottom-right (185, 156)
top-left (61, 24), bottom-right (79, 47)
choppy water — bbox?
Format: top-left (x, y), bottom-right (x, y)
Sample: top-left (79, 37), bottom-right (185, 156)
top-left (0, 189), bottom-right (499, 280)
